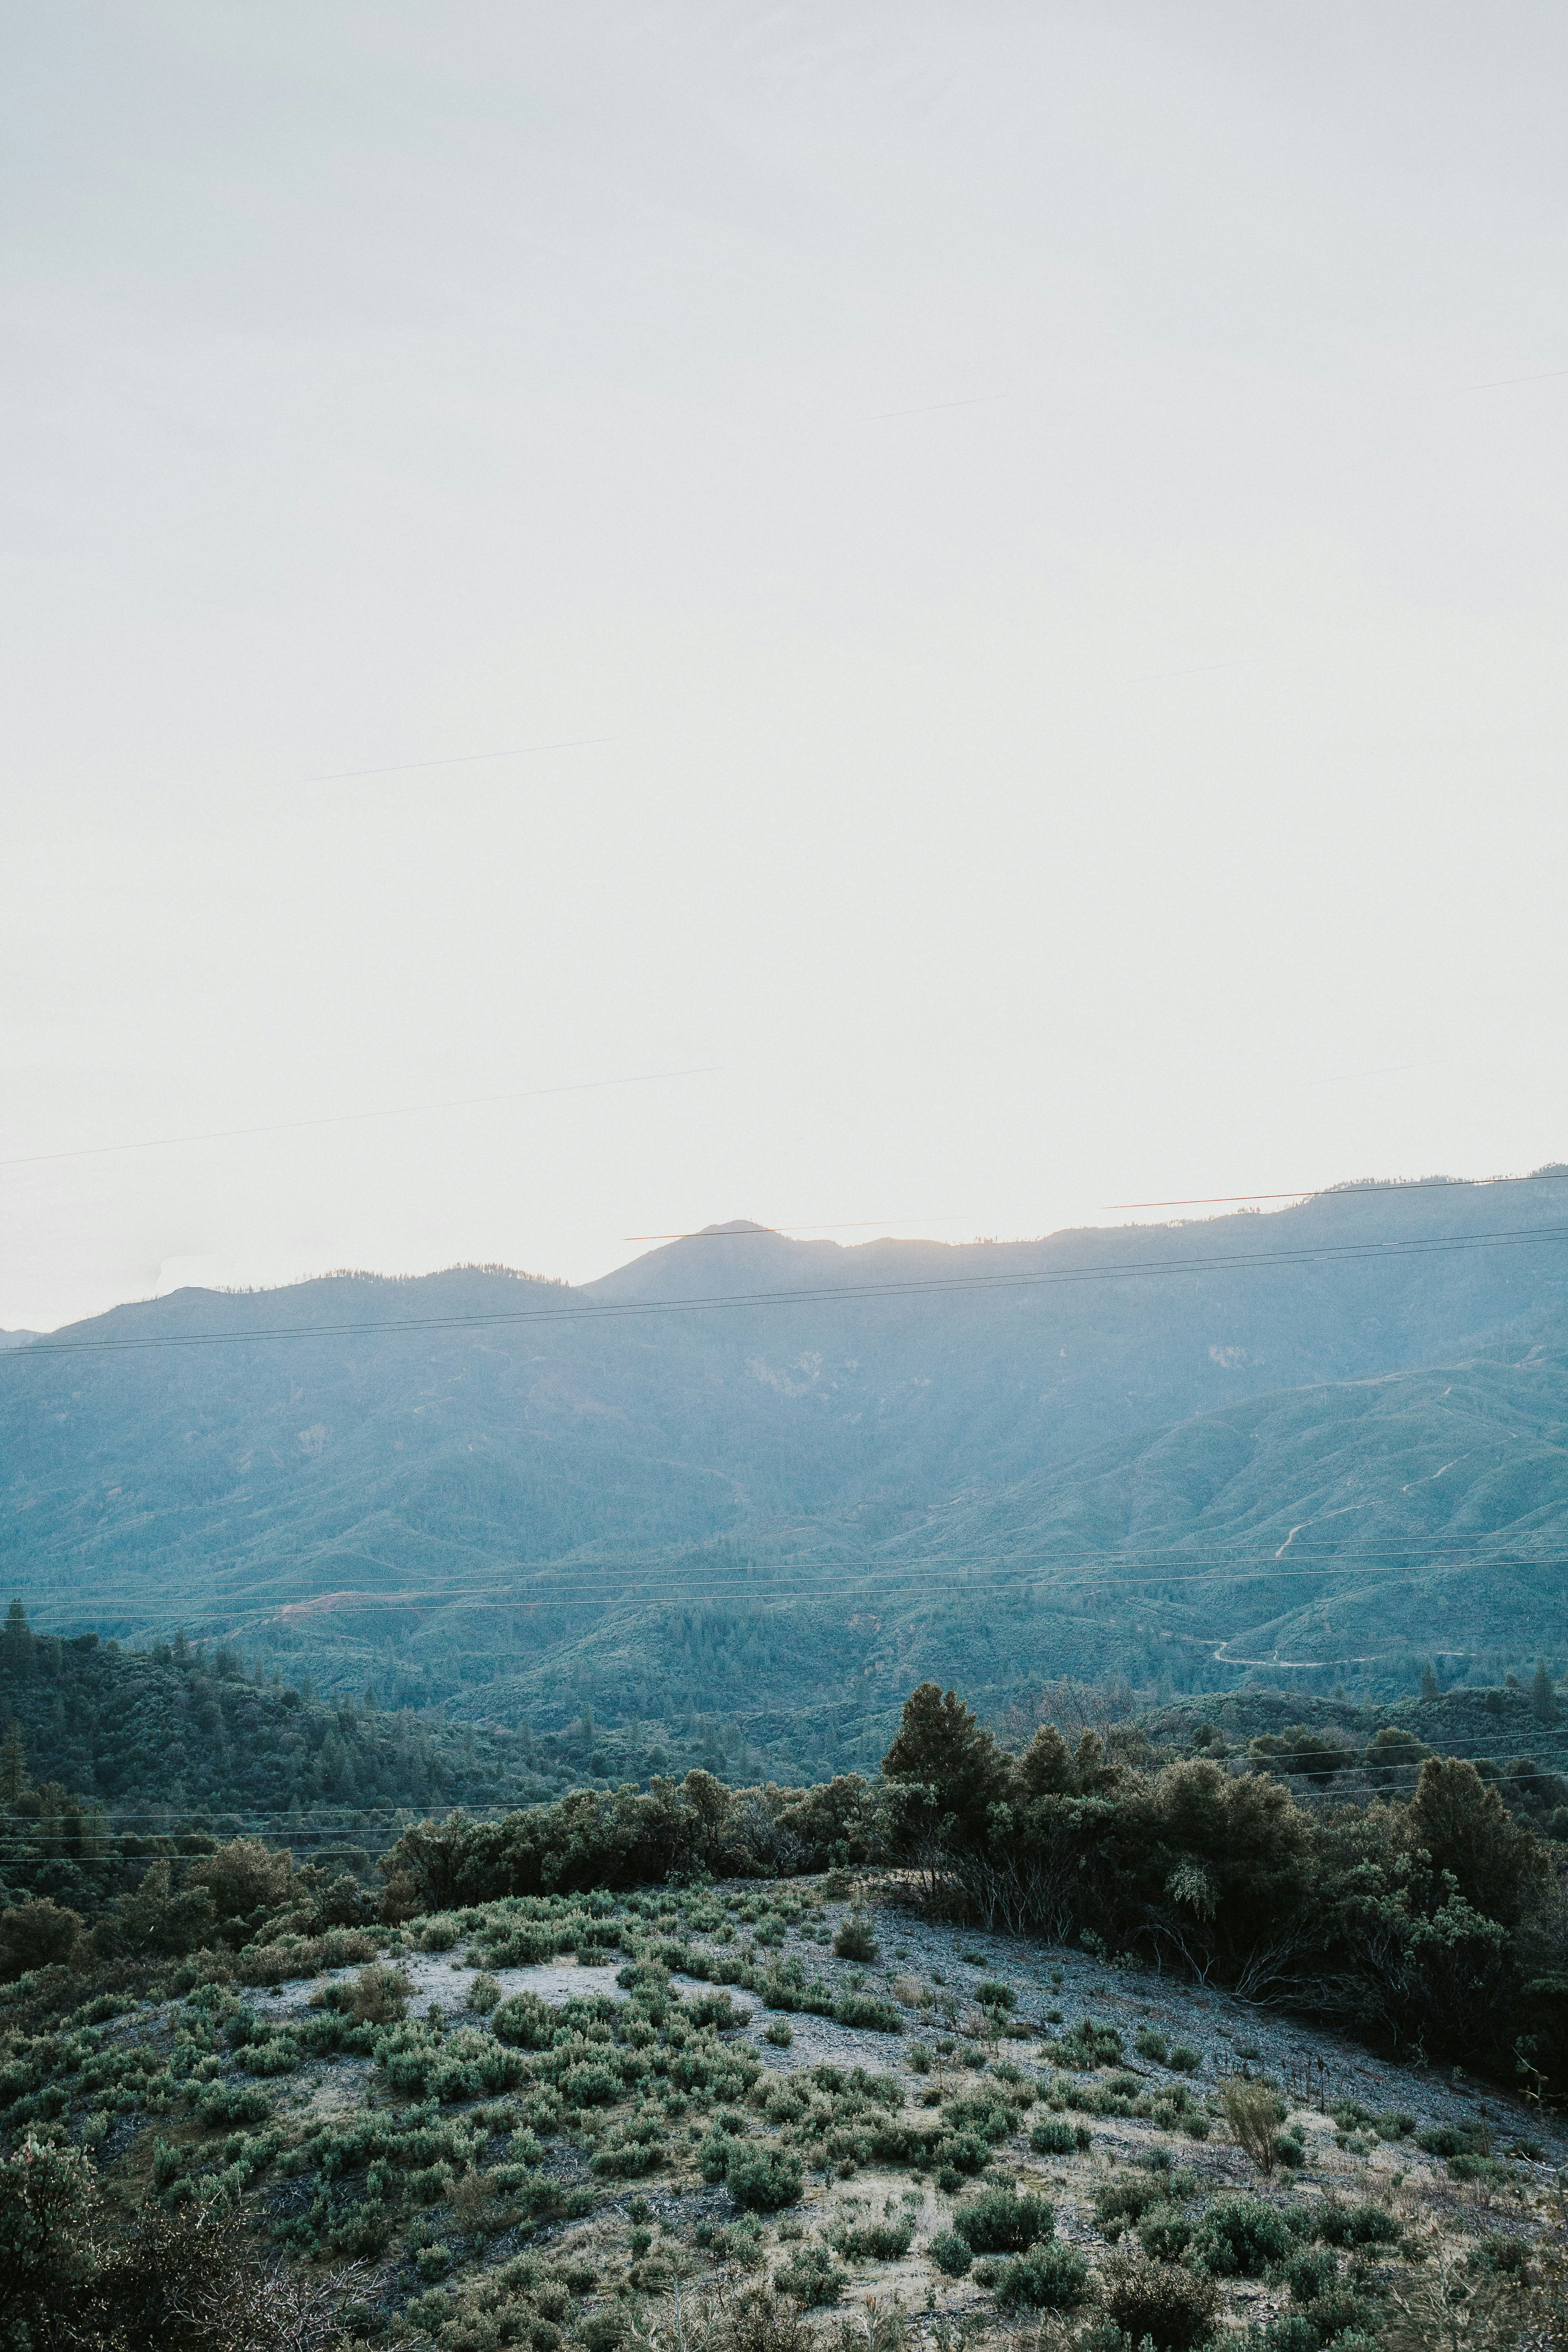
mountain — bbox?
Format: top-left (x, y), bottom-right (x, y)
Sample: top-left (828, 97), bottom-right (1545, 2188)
top-left (3, 1179), bottom-right (1568, 1771)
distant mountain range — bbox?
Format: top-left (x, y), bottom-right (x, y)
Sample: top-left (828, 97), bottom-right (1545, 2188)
top-left (3, 1177), bottom-right (1567, 1772)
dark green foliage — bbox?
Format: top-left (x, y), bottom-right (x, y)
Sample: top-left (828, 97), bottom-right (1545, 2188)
top-left (1137, 2203), bottom-right (1194, 2263)
top-left (1096, 2175), bottom-right (1185, 2239)
top-left (831, 1991), bottom-right (902, 2033)
top-left (832, 1913), bottom-right (879, 1962)
top-left (1058, 2017), bottom-right (1125, 2068)
top-left (830, 2215), bottom-right (913, 2260)
top-left (928, 2230), bottom-right (972, 2278)
top-left (725, 2144), bottom-right (803, 2210)
top-left (774, 2243), bottom-right (844, 2305)
top-left (951, 2185), bottom-right (1054, 2253)
top-left (193, 2081), bottom-right (273, 2127)
top-left (1098, 2251), bottom-right (1221, 2350)
top-left (0, 1606), bottom-right (527, 1910)
top-left (0, 1899), bottom-right (82, 1980)
top-left (1189, 2196), bottom-right (1303, 2277)
top-left (992, 2243), bottom-right (1090, 2312)
top-left (1031, 2118), bottom-right (1089, 2155)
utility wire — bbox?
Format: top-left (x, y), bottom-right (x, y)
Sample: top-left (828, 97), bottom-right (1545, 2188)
top-left (10, 1216), bottom-right (1568, 1358)
top-left (0, 1064), bottom-right (717, 1171)
top-left (36, 1546), bottom-right (1568, 1616)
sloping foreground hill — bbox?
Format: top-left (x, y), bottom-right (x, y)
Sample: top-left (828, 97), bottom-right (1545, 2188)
top-left (1, 1775), bottom-right (1564, 2352)
top-left (4, 1178), bottom-right (1568, 1735)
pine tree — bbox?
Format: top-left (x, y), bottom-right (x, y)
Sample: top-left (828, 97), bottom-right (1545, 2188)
top-left (1419, 1661), bottom-right (1440, 1701)
top-left (1530, 1657), bottom-right (1557, 1725)
top-left (0, 1718), bottom-right (29, 1805)
top-left (2, 1598), bottom-right (34, 1679)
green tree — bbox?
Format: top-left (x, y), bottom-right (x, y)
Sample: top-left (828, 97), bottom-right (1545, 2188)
top-left (1531, 1658), bottom-right (1557, 1726)
top-left (1, 1598), bottom-right (33, 1681)
top-left (0, 1719), bottom-right (29, 1806)
top-left (881, 1682), bottom-right (1013, 1850)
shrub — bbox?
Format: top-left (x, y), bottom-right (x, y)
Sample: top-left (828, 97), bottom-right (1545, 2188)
top-left (1282, 2245), bottom-right (1340, 2303)
top-left (951, 2186), bottom-right (1054, 2254)
top-left (351, 1962), bottom-right (411, 2023)
top-left (465, 1971), bottom-right (501, 2013)
top-left (1099, 2251), bottom-right (1220, 2350)
top-left (832, 2217), bottom-right (913, 2260)
top-left (764, 2019), bottom-right (793, 2048)
top-left (194, 2082), bottom-right (273, 2127)
top-left (1059, 2017), bottom-right (1124, 2068)
top-left (492, 1992), bottom-right (559, 2050)
top-left (775, 2243), bottom-right (844, 2305)
top-left (975, 1981), bottom-right (1016, 2011)
top-left (1189, 2196), bottom-right (1301, 2277)
top-left (992, 2243), bottom-right (1089, 2312)
top-left (1220, 2076), bottom-right (1287, 2177)
top-left (687, 1991), bottom-right (748, 2031)
top-left (1168, 2045), bottom-right (1202, 2073)
top-left (1094, 2176), bottom-right (1175, 2238)
top-left (1136, 2203), bottom-right (1194, 2263)
top-left (928, 2231), bottom-right (972, 2278)
top-left (833, 1913), bottom-right (879, 1963)
top-left (1031, 2119), bottom-right (1089, 2156)
top-left (726, 2145), bottom-right (803, 2211)
top-left (1314, 2201), bottom-right (1401, 2249)
top-left (1136, 2027), bottom-right (1169, 2062)
top-left (832, 1992), bottom-right (903, 2033)
top-left (0, 1898), bottom-right (84, 1980)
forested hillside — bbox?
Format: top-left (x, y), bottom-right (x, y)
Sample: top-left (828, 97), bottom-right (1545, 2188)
top-left (4, 1179), bottom-right (1568, 1760)
top-left (0, 1601), bottom-right (579, 1915)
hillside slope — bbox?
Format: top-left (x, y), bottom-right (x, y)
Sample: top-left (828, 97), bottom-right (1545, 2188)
top-left (3, 1179), bottom-right (1568, 1748)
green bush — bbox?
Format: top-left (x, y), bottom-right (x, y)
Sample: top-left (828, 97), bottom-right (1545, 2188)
top-left (928, 2230), bottom-right (973, 2277)
top-left (1137, 2203), bottom-right (1194, 2263)
top-left (833, 1913), bottom-right (879, 1963)
top-left (726, 2145), bottom-right (803, 2211)
top-left (1058, 2017), bottom-right (1124, 2068)
top-left (193, 2082), bottom-right (273, 2127)
top-left (832, 1992), bottom-right (903, 2033)
top-left (992, 2243), bottom-right (1089, 2312)
top-left (0, 1899), bottom-right (84, 1980)
top-left (1095, 2175), bottom-right (1179, 2238)
top-left (1136, 2026), bottom-right (1169, 2062)
top-left (1314, 2201), bottom-right (1400, 2249)
top-left (1030, 2118), bottom-right (1089, 2156)
top-left (491, 1992), bottom-right (559, 2049)
top-left (1189, 2196), bottom-right (1302, 2277)
top-left (1168, 2045), bottom-right (1202, 2073)
top-left (1098, 2250), bottom-right (1220, 2350)
top-left (974, 1980), bottom-right (1016, 2010)
top-left (775, 2243), bottom-right (844, 2305)
top-left (832, 2216), bottom-right (913, 2260)
top-left (951, 2186), bottom-right (1054, 2254)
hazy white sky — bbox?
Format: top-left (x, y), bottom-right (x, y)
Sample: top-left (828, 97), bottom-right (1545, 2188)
top-left (6, 2), bottom-right (1568, 1329)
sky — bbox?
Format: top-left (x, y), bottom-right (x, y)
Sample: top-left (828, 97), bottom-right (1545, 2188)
top-left (5, 2), bottom-right (1568, 1331)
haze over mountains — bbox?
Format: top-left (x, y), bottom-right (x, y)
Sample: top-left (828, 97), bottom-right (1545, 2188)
top-left (4, 1175), bottom-right (1567, 1772)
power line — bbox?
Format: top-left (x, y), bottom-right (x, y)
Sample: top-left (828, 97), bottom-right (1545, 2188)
top-left (28, 1541), bottom-right (1568, 1617)
top-left (10, 1216), bottom-right (1568, 1359)
top-left (0, 1064), bottom-right (719, 1172)
top-left (1100, 1169), bottom-right (1568, 1211)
